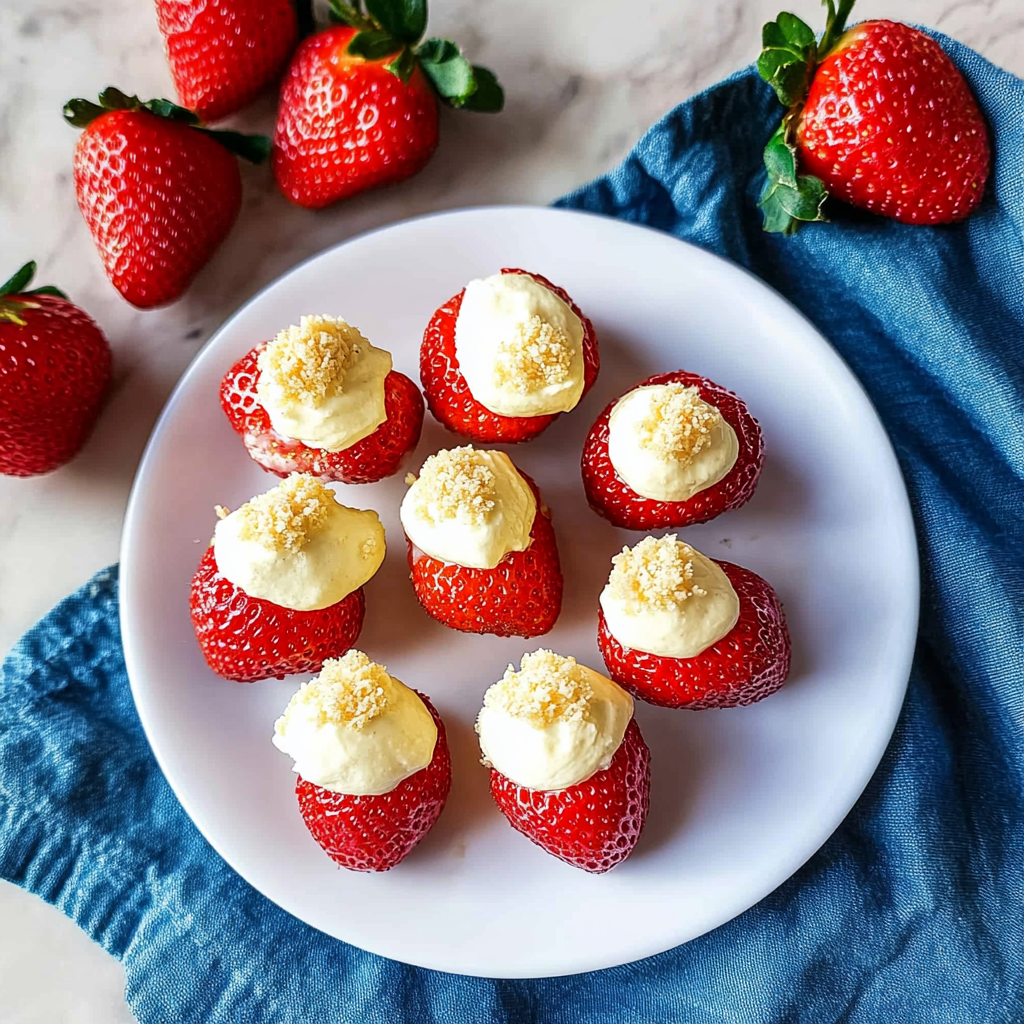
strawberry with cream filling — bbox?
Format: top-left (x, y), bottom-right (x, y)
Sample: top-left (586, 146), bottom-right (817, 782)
top-left (189, 474), bottom-right (385, 682)
top-left (477, 650), bottom-right (649, 873)
top-left (420, 268), bottom-right (599, 443)
top-left (221, 314), bottom-right (423, 484)
top-left (274, 651), bottom-right (451, 872)
top-left (400, 446), bottom-right (562, 637)
top-left (582, 370), bottom-right (763, 530)
top-left (597, 535), bottom-right (790, 709)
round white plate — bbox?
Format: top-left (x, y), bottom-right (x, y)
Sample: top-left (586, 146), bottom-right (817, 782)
top-left (121, 206), bottom-right (918, 978)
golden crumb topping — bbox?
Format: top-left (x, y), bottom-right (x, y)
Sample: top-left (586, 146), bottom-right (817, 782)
top-left (493, 315), bottom-right (573, 394)
top-left (412, 447), bottom-right (497, 526)
top-left (235, 474), bottom-right (335, 552)
top-left (258, 314), bottom-right (367, 406)
top-left (608, 535), bottom-right (707, 611)
top-left (285, 650), bottom-right (393, 730)
top-left (485, 650), bottom-right (594, 728)
top-left (637, 384), bottom-right (722, 462)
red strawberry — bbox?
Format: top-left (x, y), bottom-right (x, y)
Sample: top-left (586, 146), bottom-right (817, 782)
top-left (156, 0), bottom-right (299, 122)
top-left (420, 268), bottom-right (600, 444)
top-left (581, 370), bottom-right (763, 531)
top-left (406, 473), bottom-right (563, 638)
top-left (220, 342), bottom-right (424, 484)
top-left (598, 560), bottom-right (790, 709)
top-left (758, 3), bottom-right (990, 231)
top-left (0, 263), bottom-right (111, 477)
top-left (272, 2), bottom-right (503, 208)
top-left (297, 692), bottom-right (451, 871)
top-left (190, 545), bottom-right (365, 682)
top-left (64, 88), bottom-right (269, 308)
top-left (489, 718), bottom-right (650, 873)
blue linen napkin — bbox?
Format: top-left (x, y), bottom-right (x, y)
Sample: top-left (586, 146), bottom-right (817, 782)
top-left (2, 32), bottom-right (1023, 1023)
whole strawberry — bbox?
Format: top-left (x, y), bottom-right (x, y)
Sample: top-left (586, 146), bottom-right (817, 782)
top-left (273, 0), bottom-right (503, 208)
top-left (64, 88), bottom-right (270, 308)
top-left (0, 263), bottom-right (111, 477)
top-left (758, 0), bottom-right (990, 231)
top-left (156, 0), bottom-right (299, 122)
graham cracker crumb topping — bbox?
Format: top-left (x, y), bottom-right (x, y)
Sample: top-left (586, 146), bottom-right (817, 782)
top-left (485, 650), bottom-right (593, 728)
top-left (235, 474), bottom-right (335, 552)
top-left (637, 384), bottom-right (722, 462)
top-left (494, 315), bottom-right (573, 394)
top-left (412, 446), bottom-right (497, 526)
top-left (285, 650), bottom-right (392, 730)
top-left (608, 534), bottom-right (707, 611)
top-left (258, 314), bottom-right (367, 406)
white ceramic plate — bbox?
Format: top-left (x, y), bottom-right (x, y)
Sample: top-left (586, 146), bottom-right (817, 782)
top-left (121, 206), bottom-right (918, 978)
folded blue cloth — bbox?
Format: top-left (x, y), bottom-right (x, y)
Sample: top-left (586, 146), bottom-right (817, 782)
top-left (3, 32), bottom-right (1023, 1024)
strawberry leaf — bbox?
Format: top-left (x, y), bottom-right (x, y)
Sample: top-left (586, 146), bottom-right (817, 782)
top-left (98, 86), bottom-right (138, 111)
top-left (758, 13), bottom-right (816, 107)
top-left (197, 129), bottom-right (272, 164)
top-left (142, 98), bottom-right (202, 124)
top-left (0, 262), bottom-right (37, 298)
top-left (385, 46), bottom-right (418, 83)
top-left (328, 0), bottom-right (374, 29)
top-left (416, 38), bottom-right (475, 105)
top-left (347, 29), bottom-right (400, 60)
top-left (461, 66), bottom-right (504, 113)
top-left (366, 0), bottom-right (426, 44)
top-left (759, 125), bottom-right (828, 234)
top-left (62, 99), bottom-right (108, 128)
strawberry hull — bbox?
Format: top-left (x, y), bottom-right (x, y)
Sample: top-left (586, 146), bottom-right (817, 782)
top-left (420, 268), bottom-right (600, 444)
top-left (581, 370), bottom-right (764, 531)
top-left (220, 343), bottom-right (424, 484)
top-left (296, 693), bottom-right (452, 872)
top-left (598, 560), bottom-right (790, 709)
top-left (405, 476), bottom-right (564, 638)
top-left (489, 718), bottom-right (651, 873)
top-left (189, 547), bottom-right (365, 682)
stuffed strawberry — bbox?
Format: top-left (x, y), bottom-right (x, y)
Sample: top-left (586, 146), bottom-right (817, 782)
top-left (0, 262), bottom-right (111, 477)
top-left (477, 650), bottom-right (650, 873)
top-left (274, 651), bottom-right (451, 871)
top-left (64, 88), bottom-right (269, 308)
top-left (220, 315), bottom-right (423, 484)
top-left (273, 0), bottom-right (503, 208)
top-left (400, 447), bottom-right (563, 637)
top-left (597, 535), bottom-right (790, 709)
top-left (758, 0), bottom-right (990, 231)
top-left (421, 268), bottom-right (600, 444)
top-left (581, 370), bottom-right (762, 531)
top-left (156, 0), bottom-right (299, 122)
top-left (190, 475), bottom-right (384, 681)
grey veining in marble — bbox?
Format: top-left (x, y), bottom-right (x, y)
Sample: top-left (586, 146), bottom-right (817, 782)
top-left (0, 0), bottom-right (1020, 1018)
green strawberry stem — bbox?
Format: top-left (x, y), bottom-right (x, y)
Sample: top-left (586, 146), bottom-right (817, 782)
top-left (757, 0), bottom-right (857, 234)
top-left (327, 0), bottom-right (503, 111)
top-left (0, 261), bottom-right (68, 326)
top-left (62, 88), bottom-right (271, 164)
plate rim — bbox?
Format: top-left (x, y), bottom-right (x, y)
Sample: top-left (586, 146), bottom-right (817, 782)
top-left (120, 203), bottom-right (920, 978)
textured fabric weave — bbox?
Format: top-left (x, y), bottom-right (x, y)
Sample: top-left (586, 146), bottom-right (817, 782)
top-left (2, 32), bottom-right (1023, 1023)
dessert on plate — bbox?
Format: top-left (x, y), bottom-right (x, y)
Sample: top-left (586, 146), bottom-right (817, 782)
top-left (273, 650), bottom-right (451, 872)
top-left (476, 649), bottom-right (650, 873)
top-left (597, 534), bottom-right (790, 709)
top-left (581, 370), bottom-right (763, 530)
top-left (190, 474), bottom-right (385, 682)
top-left (220, 314), bottom-right (423, 484)
top-left (420, 268), bottom-right (599, 443)
top-left (400, 446), bottom-right (563, 637)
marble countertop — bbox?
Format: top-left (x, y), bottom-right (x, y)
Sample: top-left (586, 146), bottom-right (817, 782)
top-left (1, 0), bottom-right (1020, 1019)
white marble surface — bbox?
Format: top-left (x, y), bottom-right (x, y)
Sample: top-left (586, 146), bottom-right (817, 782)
top-left (0, 0), bottom-right (1020, 1019)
